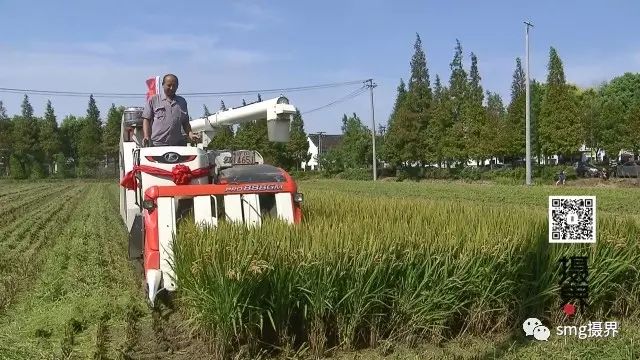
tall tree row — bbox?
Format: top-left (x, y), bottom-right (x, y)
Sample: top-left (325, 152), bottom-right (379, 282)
top-left (382, 35), bottom-right (640, 171)
top-left (0, 94), bottom-right (312, 178)
top-left (3, 38), bottom-right (640, 180)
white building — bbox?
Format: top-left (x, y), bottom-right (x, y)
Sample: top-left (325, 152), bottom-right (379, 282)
top-left (301, 134), bottom-right (343, 170)
top-left (301, 137), bottom-right (318, 170)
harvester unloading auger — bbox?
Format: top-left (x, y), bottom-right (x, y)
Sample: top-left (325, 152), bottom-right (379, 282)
top-left (119, 76), bottom-right (303, 306)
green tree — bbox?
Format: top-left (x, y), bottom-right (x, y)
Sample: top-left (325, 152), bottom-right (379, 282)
top-left (0, 101), bottom-right (7, 121)
top-left (12, 95), bottom-right (39, 157)
top-left (60, 115), bottom-right (83, 161)
top-left (597, 97), bottom-right (626, 163)
top-left (506, 57), bottom-right (526, 160)
top-left (464, 52), bottom-right (488, 164)
top-left (318, 146), bottom-right (344, 176)
top-left (233, 120), bottom-right (274, 162)
top-left (627, 102), bottom-right (640, 155)
top-left (530, 80), bottom-right (546, 162)
top-left (384, 34), bottom-right (431, 167)
top-left (538, 47), bottom-right (582, 162)
top-left (78, 95), bottom-right (103, 176)
top-left (286, 109), bottom-right (310, 170)
top-left (428, 75), bottom-right (454, 167)
top-left (447, 39), bottom-right (467, 165)
top-left (406, 33), bottom-right (432, 164)
top-left (339, 113), bottom-right (372, 168)
top-left (0, 101), bottom-right (11, 175)
top-left (577, 88), bottom-right (600, 156)
top-left (381, 78), bottom-right (407, 166)
top-left (103, 104), bottom-right (123, 169)
top-left (598, 73), bottom-right (640, 157)
top-left (390, 79), bottom-right (407, 120)
top-left (38, 100), bottom-right (62, 174)
top-left (208, 125), bottom-right (235, 150)
top-left (9, 154), bottom-right (27, 179)
top-left (599, 73), bottom-right (640, 116)
top-left (485, 91), bottom-right (508, 164)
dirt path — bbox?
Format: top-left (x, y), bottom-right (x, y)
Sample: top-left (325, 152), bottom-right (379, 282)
top-left (566, 177), bottom-right (640, 188)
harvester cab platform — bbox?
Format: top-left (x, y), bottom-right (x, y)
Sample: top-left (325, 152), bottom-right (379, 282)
top-left (118, 76), bottom-right (303, 306)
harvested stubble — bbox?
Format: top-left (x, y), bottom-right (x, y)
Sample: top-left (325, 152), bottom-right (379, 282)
top-left (173, 190), bottom-right (640, 358)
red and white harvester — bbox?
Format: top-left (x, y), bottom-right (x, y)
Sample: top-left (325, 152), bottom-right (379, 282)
top-left (119, 76), bottom-right (303, 305)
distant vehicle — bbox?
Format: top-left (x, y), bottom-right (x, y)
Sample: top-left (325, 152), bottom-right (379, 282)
top-left (574, 162), bottom-right (602, 178)
top-left (616, 161), bottom-right (640, 177)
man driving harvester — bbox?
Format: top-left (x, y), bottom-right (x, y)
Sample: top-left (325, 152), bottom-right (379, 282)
top-left (142, 73), bottom-right (200, 146)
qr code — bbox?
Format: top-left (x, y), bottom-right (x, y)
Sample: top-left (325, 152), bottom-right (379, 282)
top-left (549, 196), bottom-right (596, 243)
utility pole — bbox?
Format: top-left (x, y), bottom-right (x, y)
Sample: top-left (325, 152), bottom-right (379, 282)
top-left (365, 79), bottom-right (378, 180)
top-left (316, 131), bottom-right (325, 171)
top-left (525, 21), bottom-right (534, 186)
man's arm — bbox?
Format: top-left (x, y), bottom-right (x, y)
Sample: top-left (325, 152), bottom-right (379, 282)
top-left (180, 99), bottom-right (199, 142)
top-left (143, 118), bottom-right (151, 139)
top-left (142, 97), bottom-right (154, 143)
top-left (181, 118), bottom-right (192, 135)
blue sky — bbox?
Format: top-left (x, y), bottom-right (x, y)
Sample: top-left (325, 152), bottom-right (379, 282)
top-left (1, 0), bottom-right (639, 134)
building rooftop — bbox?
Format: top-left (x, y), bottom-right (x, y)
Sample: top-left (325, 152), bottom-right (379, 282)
top-left (308, 134), bottom-right (342, 155)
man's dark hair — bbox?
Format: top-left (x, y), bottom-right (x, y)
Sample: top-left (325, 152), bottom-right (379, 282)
top-left (162, 73), bottom-right (179, 85)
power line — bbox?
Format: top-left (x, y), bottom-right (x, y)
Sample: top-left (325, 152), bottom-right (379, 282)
top-left (0, 79), bottom-right (372, 118)
top-left (185, 80), bottom-right (367, 97)
top-left (0, 79), bottom-right (369, 99)
top-left (301, 86), bottom-right (368, 115)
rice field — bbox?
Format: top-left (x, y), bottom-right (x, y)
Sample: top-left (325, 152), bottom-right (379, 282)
top-left (174, 179), bottom-right (640, 358)
top-left (0, 179), bottom-right (638, 359)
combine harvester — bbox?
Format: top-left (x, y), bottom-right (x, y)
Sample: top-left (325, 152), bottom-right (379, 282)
top-left (119, 77), bottom-right (304, 306)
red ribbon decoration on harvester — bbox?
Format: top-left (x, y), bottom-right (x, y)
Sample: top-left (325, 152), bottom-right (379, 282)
top-left (120, 164), bottom-right (209, 190)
